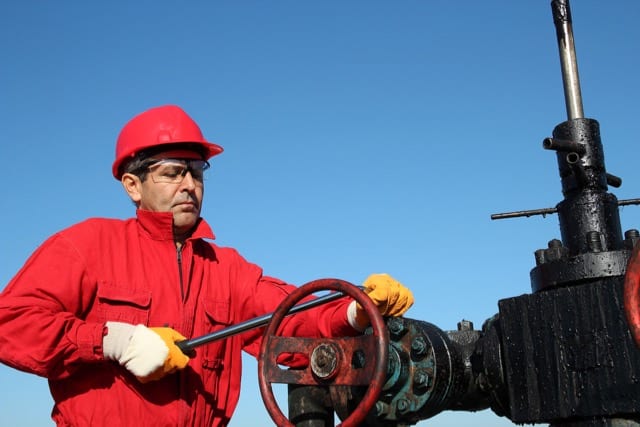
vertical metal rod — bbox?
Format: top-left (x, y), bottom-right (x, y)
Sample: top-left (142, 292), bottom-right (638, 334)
top-left (551, 0), bottom-right (584, 120)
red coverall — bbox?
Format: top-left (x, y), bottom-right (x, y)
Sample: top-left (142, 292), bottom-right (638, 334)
top-left (0, 210), bottom-right (355, 426)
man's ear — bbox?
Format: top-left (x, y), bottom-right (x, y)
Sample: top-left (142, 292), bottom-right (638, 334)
top-left (121, 173), bottom-right (142, 204)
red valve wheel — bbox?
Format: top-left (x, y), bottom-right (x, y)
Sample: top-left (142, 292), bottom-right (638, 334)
top-left (258, 278), bottom-right (389, 427)
top-left (624, 243), bottom-right (640, 347)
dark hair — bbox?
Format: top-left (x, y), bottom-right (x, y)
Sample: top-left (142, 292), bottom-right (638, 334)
top-left (121, 155), bottom-right (153, 181)
top-left (120, 143), bottom-right (207, 181)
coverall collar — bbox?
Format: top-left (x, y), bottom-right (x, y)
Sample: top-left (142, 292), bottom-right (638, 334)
top-left (136, 209), bottom-right (216, 242)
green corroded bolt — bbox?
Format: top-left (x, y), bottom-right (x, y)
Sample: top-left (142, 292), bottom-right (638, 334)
top-left (387, 317), bottom-right (406, 336)
top-left (411, 336), bottom-right (427, 356)
top-left (396, 398), bottom-right (410, 414)
top-left (414, 371), bottom-right (430, 389)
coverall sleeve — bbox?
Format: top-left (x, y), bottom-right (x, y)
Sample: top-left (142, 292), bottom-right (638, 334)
top-left (0, 233), bottom-right (105, 379)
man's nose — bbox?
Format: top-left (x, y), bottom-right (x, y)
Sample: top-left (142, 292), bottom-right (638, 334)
top-left (179, 170), bottom-right (197, 190)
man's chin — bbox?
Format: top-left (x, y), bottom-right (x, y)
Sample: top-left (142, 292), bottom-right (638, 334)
top-left (173, 212), bottom-right (200, 232)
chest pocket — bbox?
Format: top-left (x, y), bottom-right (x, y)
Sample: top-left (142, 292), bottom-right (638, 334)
top-left (93, 282), bottom-right (151, 325)
top-left (201, 299), bottom-right (231, 369)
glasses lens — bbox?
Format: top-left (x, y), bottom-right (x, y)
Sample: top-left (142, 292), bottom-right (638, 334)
top-left (148, 159), bottom-right (210, 184)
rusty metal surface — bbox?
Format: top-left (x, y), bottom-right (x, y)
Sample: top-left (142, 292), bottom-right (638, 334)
top-left (625, 242), bottom-right (640, 348)
top-left (263, 335), bottom-right (379, 386)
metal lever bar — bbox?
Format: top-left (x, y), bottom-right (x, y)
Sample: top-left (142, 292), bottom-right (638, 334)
top-left (176, 286), bottom-right (362, 353)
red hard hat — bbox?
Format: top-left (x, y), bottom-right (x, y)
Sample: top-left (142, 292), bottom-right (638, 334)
top-left (112, 105), bottom-right (223, 179)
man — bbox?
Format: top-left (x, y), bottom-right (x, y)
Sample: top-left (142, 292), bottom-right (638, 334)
top-left (0, 105), bottom-right (413, 426)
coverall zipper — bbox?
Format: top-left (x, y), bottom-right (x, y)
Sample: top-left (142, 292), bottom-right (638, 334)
top-left (176, 242), bottom-right (184, 300)
top-left (176, 241), bottom-right (187, 426)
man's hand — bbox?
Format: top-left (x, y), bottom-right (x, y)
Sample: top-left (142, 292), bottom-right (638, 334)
top-left (103, 322), bottom-right (190, 383)
top-left (347, 273), bottom-right (414, 331)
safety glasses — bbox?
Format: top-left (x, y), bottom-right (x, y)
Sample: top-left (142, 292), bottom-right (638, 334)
top-left (145, 158), bottom-right (210, 184)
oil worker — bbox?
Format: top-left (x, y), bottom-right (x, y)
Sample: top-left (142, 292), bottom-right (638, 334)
top-left (0, 105), bottom-right (414, 427)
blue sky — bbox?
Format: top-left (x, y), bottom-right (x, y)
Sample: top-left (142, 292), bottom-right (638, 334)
top-left (1, 1), bottom-right (639, 426)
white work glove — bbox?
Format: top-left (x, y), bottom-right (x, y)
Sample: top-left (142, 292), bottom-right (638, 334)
top-left (347, 273), bottom-right (414, 331)
top-left (103, 321), bottom-right (190, 383)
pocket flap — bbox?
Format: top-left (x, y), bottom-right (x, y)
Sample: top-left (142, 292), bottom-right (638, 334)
top-left (97, 283), bottom-right (151, 308)
top-left (203, 300), bottom-right (231, 325)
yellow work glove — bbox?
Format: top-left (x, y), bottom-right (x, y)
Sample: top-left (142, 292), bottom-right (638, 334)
top-left (347, 273), bottom-right (415, 331)
top-left (141, 327), bottom-right (191, 383)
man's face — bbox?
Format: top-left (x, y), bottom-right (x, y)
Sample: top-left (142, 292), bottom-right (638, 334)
top-left (122, 152), bottom-right (208, 239)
